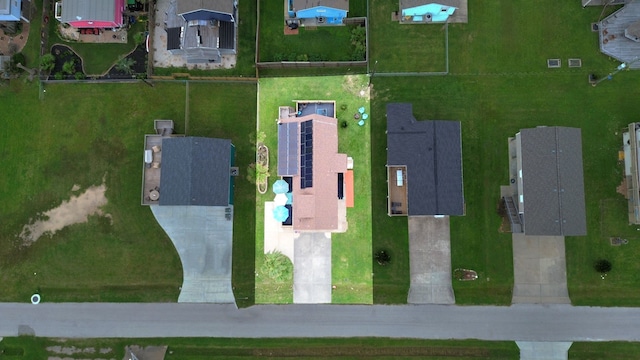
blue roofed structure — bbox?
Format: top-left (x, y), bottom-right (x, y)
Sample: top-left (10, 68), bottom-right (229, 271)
top-left (287, 0), bottom-right (349, 26)
top-left (398, 1), bottom-right (468, 24)
top-left (0, 0), bottom-right (25, 22)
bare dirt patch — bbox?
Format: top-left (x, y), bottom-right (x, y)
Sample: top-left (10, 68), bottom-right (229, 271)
top-left (20, 181), bottom-right (110, 244)
top-left (342, 75), bottom-right (370, 101)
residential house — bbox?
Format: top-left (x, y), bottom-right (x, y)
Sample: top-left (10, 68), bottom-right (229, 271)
top-left (277, 101), bottom-right (348, 232)
top-left (399, 0), bottom-right (458, 23)
top-left (141, 120), bottom-right (236, 207)
top-left (622, 122), bottom-right (640, 224)
top-left (386, 103), bottom-right (464, 216)
top-left (55, 0), bottom-right (125, 28)
top-left (598, 0), bottom-right (640, 69)
top-left (286, 0), bottom-right (349, 27)
top-left (503, 126), bottom-right (587, 236)
top-left (165, 0), bottom-right (237, 63)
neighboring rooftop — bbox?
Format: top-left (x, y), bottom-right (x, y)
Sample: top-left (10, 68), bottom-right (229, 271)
top-left (177, 0), bottom-right (235, 21)
top-left (399, 0), bottom-right (468, 23)
top-left (292, 0), bottom-right (349, 12)
top-left (599, 0), bottom-right (640, 68)
top-left (582, 0), bottom-right (628, 6)
top-left (57, 0), bottom-right (124, 28)
top-left (0, 0), bottom-right (22, 21)
top-left (518, 127), bottom-right (587, 236)
top-left (386, 103), bottom-right (464, 216)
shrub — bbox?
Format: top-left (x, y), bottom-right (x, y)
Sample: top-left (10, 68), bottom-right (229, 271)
top-left (54, 72), bottom-right (63, 80)
top-left (295, 54), bottom-right (308, 62)
top-left (375, 250), bottom-right (391, 266)
top-left (62, 60), bottom-right (76, 75)
top-left (133, 32), bottom-right (146, 45)
top-left (594, 259), bottom-right (612, 274)
top-left (74, 72), bottom-right (85, 80)
top-left (261, 251), bottom-right (292, 282)
top-left (40, 54), bottom-right (55, 72)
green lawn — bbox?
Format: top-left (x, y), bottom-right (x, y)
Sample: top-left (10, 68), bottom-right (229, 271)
top-left (369, 0), bottom-right (448, 73)
top-left (258, 0), bottom-right (366, 62)
top-left (255, 75), bottom-right (372, 304)
top-left (0, 80), bottom-right (257, 303)
top-left (0, 337), bottom-right (519, 359)
top-left (570, 342), bottom-right (640, 359)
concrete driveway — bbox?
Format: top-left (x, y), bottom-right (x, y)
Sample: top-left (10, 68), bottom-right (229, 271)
top-left (512, 234), bottom-right (570, 304)
top-left (151, 206), bottom-right (235, 303)
top-left (517, 342), bottom-right (572, 360)
top-left (293, 232), bottom-right (332, 304)
top-left (407, 216), bottom-right (455, 304)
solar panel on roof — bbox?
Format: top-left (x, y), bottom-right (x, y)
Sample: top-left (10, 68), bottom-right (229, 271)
top-left (299, 120), bottom-right (314, 189)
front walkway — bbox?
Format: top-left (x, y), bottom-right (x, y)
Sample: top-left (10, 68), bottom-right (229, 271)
top-left (512, 234), bottom-right (570, 304)
top-left (407, 216), bottom-right (455, 304)
top-left (151, 205), bottom-right (235, 303)
top-left (293, 232), bottom-right (332, 304)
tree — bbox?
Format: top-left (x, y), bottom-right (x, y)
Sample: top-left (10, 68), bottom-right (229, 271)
top-left (594, 259), bottom-right (612, 274)
top-left (115, 56), bottom-right (136, 75)
top-left (62, 60), bottom-right (75, 75)
top-left (375, 250), bottom-right (390, 266)
top-left (40, 54), bottom-right (55, 73)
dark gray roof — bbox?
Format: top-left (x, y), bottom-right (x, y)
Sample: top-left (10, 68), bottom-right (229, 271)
top-left (519, 127), bottom-right (587, 236)
top-left (177, 0), bottom-right (234, 15)
top-left (159, 137), bottom-right (232, 206)
top-left (278, 122), bottom-right (299, 176)
top-left (386, 103), bottom-right (464, 216)
top-left (166, 27), bottom-right (181, 50)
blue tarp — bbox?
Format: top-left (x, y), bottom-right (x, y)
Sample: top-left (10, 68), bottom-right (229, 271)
top-left (402, 3), bottom-right (456, 23)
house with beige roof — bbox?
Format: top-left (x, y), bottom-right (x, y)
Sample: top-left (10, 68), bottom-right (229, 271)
top-left (277, 101), bottom-right (349, 232)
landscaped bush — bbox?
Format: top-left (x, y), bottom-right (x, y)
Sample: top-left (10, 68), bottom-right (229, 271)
top-left (261, 251), bottom-right (292, 282)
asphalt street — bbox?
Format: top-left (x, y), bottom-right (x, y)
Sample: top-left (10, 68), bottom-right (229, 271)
top-left (1, 303), bottom-right (640, 341)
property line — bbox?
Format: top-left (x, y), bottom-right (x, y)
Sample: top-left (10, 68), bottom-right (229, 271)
top-left (184, 80), bottom-right (189, 136)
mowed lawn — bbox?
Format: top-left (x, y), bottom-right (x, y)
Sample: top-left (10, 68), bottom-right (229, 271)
top-left (256, 76), bottom-right (372, 304)
top-left (0, 80), bottom-right (257, 303)
top-left (369, 0), bottom-right (448, 73)
top-left (370, 0), bottom-right (640, 304)
top-left (0, 337), bottom-right (519, 359)
top-left (258, 0), bottom-right (367, 62)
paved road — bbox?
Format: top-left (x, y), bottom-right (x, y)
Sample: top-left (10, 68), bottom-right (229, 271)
top-left (2, 303), bottom-right (640, 341)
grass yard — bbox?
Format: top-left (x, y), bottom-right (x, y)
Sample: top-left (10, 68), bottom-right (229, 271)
top-left (570, 342), bottom-right (640, 359)
top-left (370, 0), bottom-right (640, 305)
top-left (369, 0), bottom-right (448, 73)
top-left (0, 337), bottom-right (519, 359)
top-left (258, 0), bottom-right (366, 63)
top-left (255, 75), bottom-right (372, 304)
top-left (0, 80), bottom-right (257, 303)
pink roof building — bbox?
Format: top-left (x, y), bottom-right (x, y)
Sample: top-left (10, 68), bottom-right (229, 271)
top-left (55, 0), bottom-right (125, 28)
top-left (277, 104), bottom-right (348, 232)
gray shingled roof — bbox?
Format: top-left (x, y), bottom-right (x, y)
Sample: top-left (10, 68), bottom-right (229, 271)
top-left (386, 103), bottom-right (464, 216)
top-left (177, 0), bottom-right (234, 15)
top-left (519, 127), bottom-right (587, 236)
top-left (159, 137), bottom-right (232, 206)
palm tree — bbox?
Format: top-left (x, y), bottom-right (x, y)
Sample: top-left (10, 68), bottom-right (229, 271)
top-left (115, 57), bottom-right (136, 75)
top-left (40, 54), bottom-right (55, 73)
